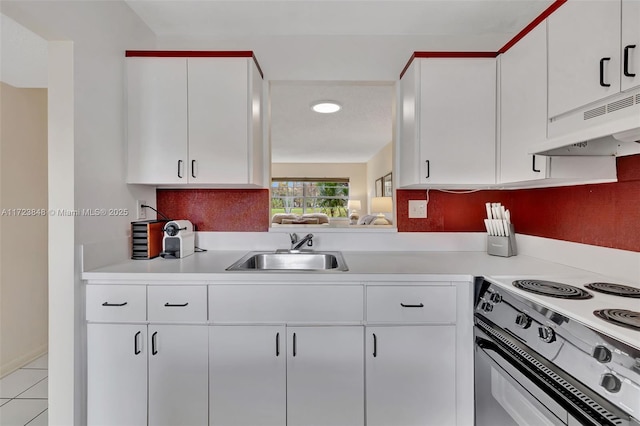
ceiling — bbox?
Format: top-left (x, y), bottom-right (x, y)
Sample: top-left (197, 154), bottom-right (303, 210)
top-left (2, 0), bottom-right (556, 163)
top-left (0, 14), bottom-right (48, 88)
top-left (270, 82), bottom-right (393, 163)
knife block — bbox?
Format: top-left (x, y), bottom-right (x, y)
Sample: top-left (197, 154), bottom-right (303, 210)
top-left (487, 224), bottom-right (517, 257)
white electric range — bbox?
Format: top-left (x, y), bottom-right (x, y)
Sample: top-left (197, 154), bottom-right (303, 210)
top-left (475, 274), bottom-right (640, 426)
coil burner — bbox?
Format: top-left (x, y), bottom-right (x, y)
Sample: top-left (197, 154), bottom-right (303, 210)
top-left (585, 282), bottom-right (640, 298)
top-left (593, 309), bottom-right (640, 331)
top-left (513, 280), bottom-right (593, 300)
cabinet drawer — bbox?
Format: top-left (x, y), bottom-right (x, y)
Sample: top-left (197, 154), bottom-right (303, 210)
top-left (366, 286), bottom-right (456, 323)
top-left (86, 285), bottom-right (146, 322)
top-left (209, 285), bottom-right (363, 323)
top-left (148, 285), bottom-right (207, 322)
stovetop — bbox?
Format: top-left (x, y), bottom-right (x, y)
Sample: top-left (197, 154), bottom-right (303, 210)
top-left (485, 274), bottom-right (640, 351)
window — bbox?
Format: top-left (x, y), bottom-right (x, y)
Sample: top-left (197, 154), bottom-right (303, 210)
top-left (271, 179), bottom-right (349, 218)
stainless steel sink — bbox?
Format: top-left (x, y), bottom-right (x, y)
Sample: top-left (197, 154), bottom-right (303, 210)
top-left (226, 251), bottom-right (348, 272)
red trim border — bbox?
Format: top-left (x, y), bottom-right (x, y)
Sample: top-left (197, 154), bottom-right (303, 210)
top-left (498, 0), bottom-right (567, 54)
top-left (400, 51), bottom-right (497, 79)
top-left (125, 50), bottom-right (264, 79)
top-left (399, 0), bottom-right (567, 79)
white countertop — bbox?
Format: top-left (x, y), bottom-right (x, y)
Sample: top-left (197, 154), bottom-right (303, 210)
top-left (82, 250), bottom-right (593, 282)
top-left (83, 250), bottom-right (640, 350)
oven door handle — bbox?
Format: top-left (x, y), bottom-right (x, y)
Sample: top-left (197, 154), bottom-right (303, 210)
top-left (475, 327), bottom-right (629, 426)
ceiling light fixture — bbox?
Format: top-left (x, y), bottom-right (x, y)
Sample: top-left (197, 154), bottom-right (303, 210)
top-left (311, 101), bottom-right (342, 114)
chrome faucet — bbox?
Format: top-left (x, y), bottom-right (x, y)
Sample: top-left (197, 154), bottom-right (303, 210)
top-left (289, 233), bottom-right (314, 251)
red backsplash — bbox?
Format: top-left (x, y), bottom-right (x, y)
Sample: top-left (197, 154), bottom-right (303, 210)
top-left (397, 154), bottom-right (640, 252)
top-left (156, 155), bottom-right (640, 252)
top-left (156, 189), bottom-right (270, 232)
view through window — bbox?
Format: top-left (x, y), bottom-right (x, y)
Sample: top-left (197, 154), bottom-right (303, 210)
top-left (271, 179), bottom-right (349, 218)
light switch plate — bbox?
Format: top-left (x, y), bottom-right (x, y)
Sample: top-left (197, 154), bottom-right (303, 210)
top-left (408, 200), bottom-right (427, 218)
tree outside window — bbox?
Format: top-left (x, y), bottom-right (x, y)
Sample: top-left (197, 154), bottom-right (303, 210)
top-left (271, 179), bottom-right (349, 218)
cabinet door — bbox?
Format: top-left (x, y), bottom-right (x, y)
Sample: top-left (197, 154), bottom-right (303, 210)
top-left (419, 59), bottom-right (496, 185)
top-left (188, 58), bottom-right (251, 184)
top-left (287, 326), bottom-right (364, 426)
top-left (499, 23), bottom-right (549, 183)
top-left (622, 0), bottom-right (640, 91)
top-left (210, 326), bottom-right (286, 426)
top-left (127, 57), bottom-right (188, 184)
top-left (366, 326), bottom-right (456, 426)
top-left (548, 0), bottom-right (621, 117)
top-left (87, 324), bottom-right (147, 426)
top-left (148, 325), bottom-right (209, 426)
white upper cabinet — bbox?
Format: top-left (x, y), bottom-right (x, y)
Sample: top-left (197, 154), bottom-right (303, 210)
top-left (127, 53), bottom-right (264, 186)
top-left (398, 57), bottom-right (496, 188)
top-left (548, 0), bottom-right (622, 118)
top-left (499, 23), bottom-right (549, 183)
top-left (621, 0), bottom-right (640, 92)
top-left (127, 58), bottom-right (188, 185)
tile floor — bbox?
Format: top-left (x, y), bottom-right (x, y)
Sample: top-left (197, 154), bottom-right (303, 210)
top-left (0, 354), bottom-right (48, 425)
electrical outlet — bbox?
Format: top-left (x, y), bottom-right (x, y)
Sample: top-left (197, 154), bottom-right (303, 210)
top-left (136, 200), bottom-right (147, 220)
top-left (408, 200), bottom-right (427, 218)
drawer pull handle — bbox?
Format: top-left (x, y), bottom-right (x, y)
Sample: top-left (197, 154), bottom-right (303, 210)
top-left (134, 331), bottom-right (142, 355)
top-left (400, 303), bottom-right (424, 308)
top-left (624, 45), bottom-right (636, 77)
top-left (276, 332), bottom-right (280, 357)
top-left (102, 302), bottom-right (127, 307)
top-left (152, 332), bottom-right (158, 355)
top-left (373, 333), bottom-right (377, 358)
top-left (599, 57), bottom-right (611, 87)
top-left (164, 302), bottom-right (189, 307)
top-left (293, 333), bottom-right (297, 357)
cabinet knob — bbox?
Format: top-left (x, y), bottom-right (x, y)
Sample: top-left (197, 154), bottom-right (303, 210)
top-left (425, 160), bottom-right (430, 179)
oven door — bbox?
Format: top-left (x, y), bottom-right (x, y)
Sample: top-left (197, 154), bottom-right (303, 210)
top-left (474, 318), bottom-right (634, 426)
top-left (475, 326), bottom-right (569, 426)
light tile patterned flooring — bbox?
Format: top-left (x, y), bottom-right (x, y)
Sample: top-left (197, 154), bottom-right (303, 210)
top-left (0, 354), bottom-right (48, 425)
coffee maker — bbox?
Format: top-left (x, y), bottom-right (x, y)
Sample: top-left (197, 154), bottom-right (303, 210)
top-left (161, 220), bottom-right (195, 259)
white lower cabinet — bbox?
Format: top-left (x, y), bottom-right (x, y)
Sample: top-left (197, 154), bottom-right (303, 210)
top-left (287, 326), bottom-right (365, 426)
top-left (87, 324), bottom-right (147, 426)
top-left (87, 281), bottom-right (470, 426)
top-left (210, 325), bottom-right (364, 426)
top-left (210, 325), bottom-right (287, 426)
top-left (87, 323), bottom-right (208, 426)
top-left (365, 325), bottom-right (457, 426)
top-left (148, 324), bottom-right (209, 426)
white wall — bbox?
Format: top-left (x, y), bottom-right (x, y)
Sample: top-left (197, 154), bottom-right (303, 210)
top-left (272, 162), bottom-right (368, 214)
top-left (0, 2), bottom-right (157, 424)
top-left (0, 82), bottom-right (48, 377)
top-left (366, 142), bottom-right (393, 213)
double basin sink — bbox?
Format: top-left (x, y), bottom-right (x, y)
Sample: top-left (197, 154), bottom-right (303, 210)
top-left (226, 250), bottom-right (348, 272)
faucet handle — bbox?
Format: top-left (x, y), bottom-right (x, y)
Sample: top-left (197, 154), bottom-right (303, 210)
top-left (289, 233), bottom-right (298, 244)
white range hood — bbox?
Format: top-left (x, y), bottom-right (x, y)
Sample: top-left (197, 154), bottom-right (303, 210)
top-left (532, 90), bottom-right (640, 156)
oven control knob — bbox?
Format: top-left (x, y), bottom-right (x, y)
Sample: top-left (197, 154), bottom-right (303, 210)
top-left (593, 346), bottom-right (612, 363)
top-left (515, 313), bottom-right (532, 329)
top-left (489, 292), bottom-right (502, 304)
top-left (538, 326), bottom-right (555, 343)
top-left (481, 302), bottom-right (494, 313)
top-left (600, 374), bottom-right (621, 393)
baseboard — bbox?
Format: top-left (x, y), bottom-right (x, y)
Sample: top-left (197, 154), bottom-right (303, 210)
top-left (0, 344), bottom-right (48, 378)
